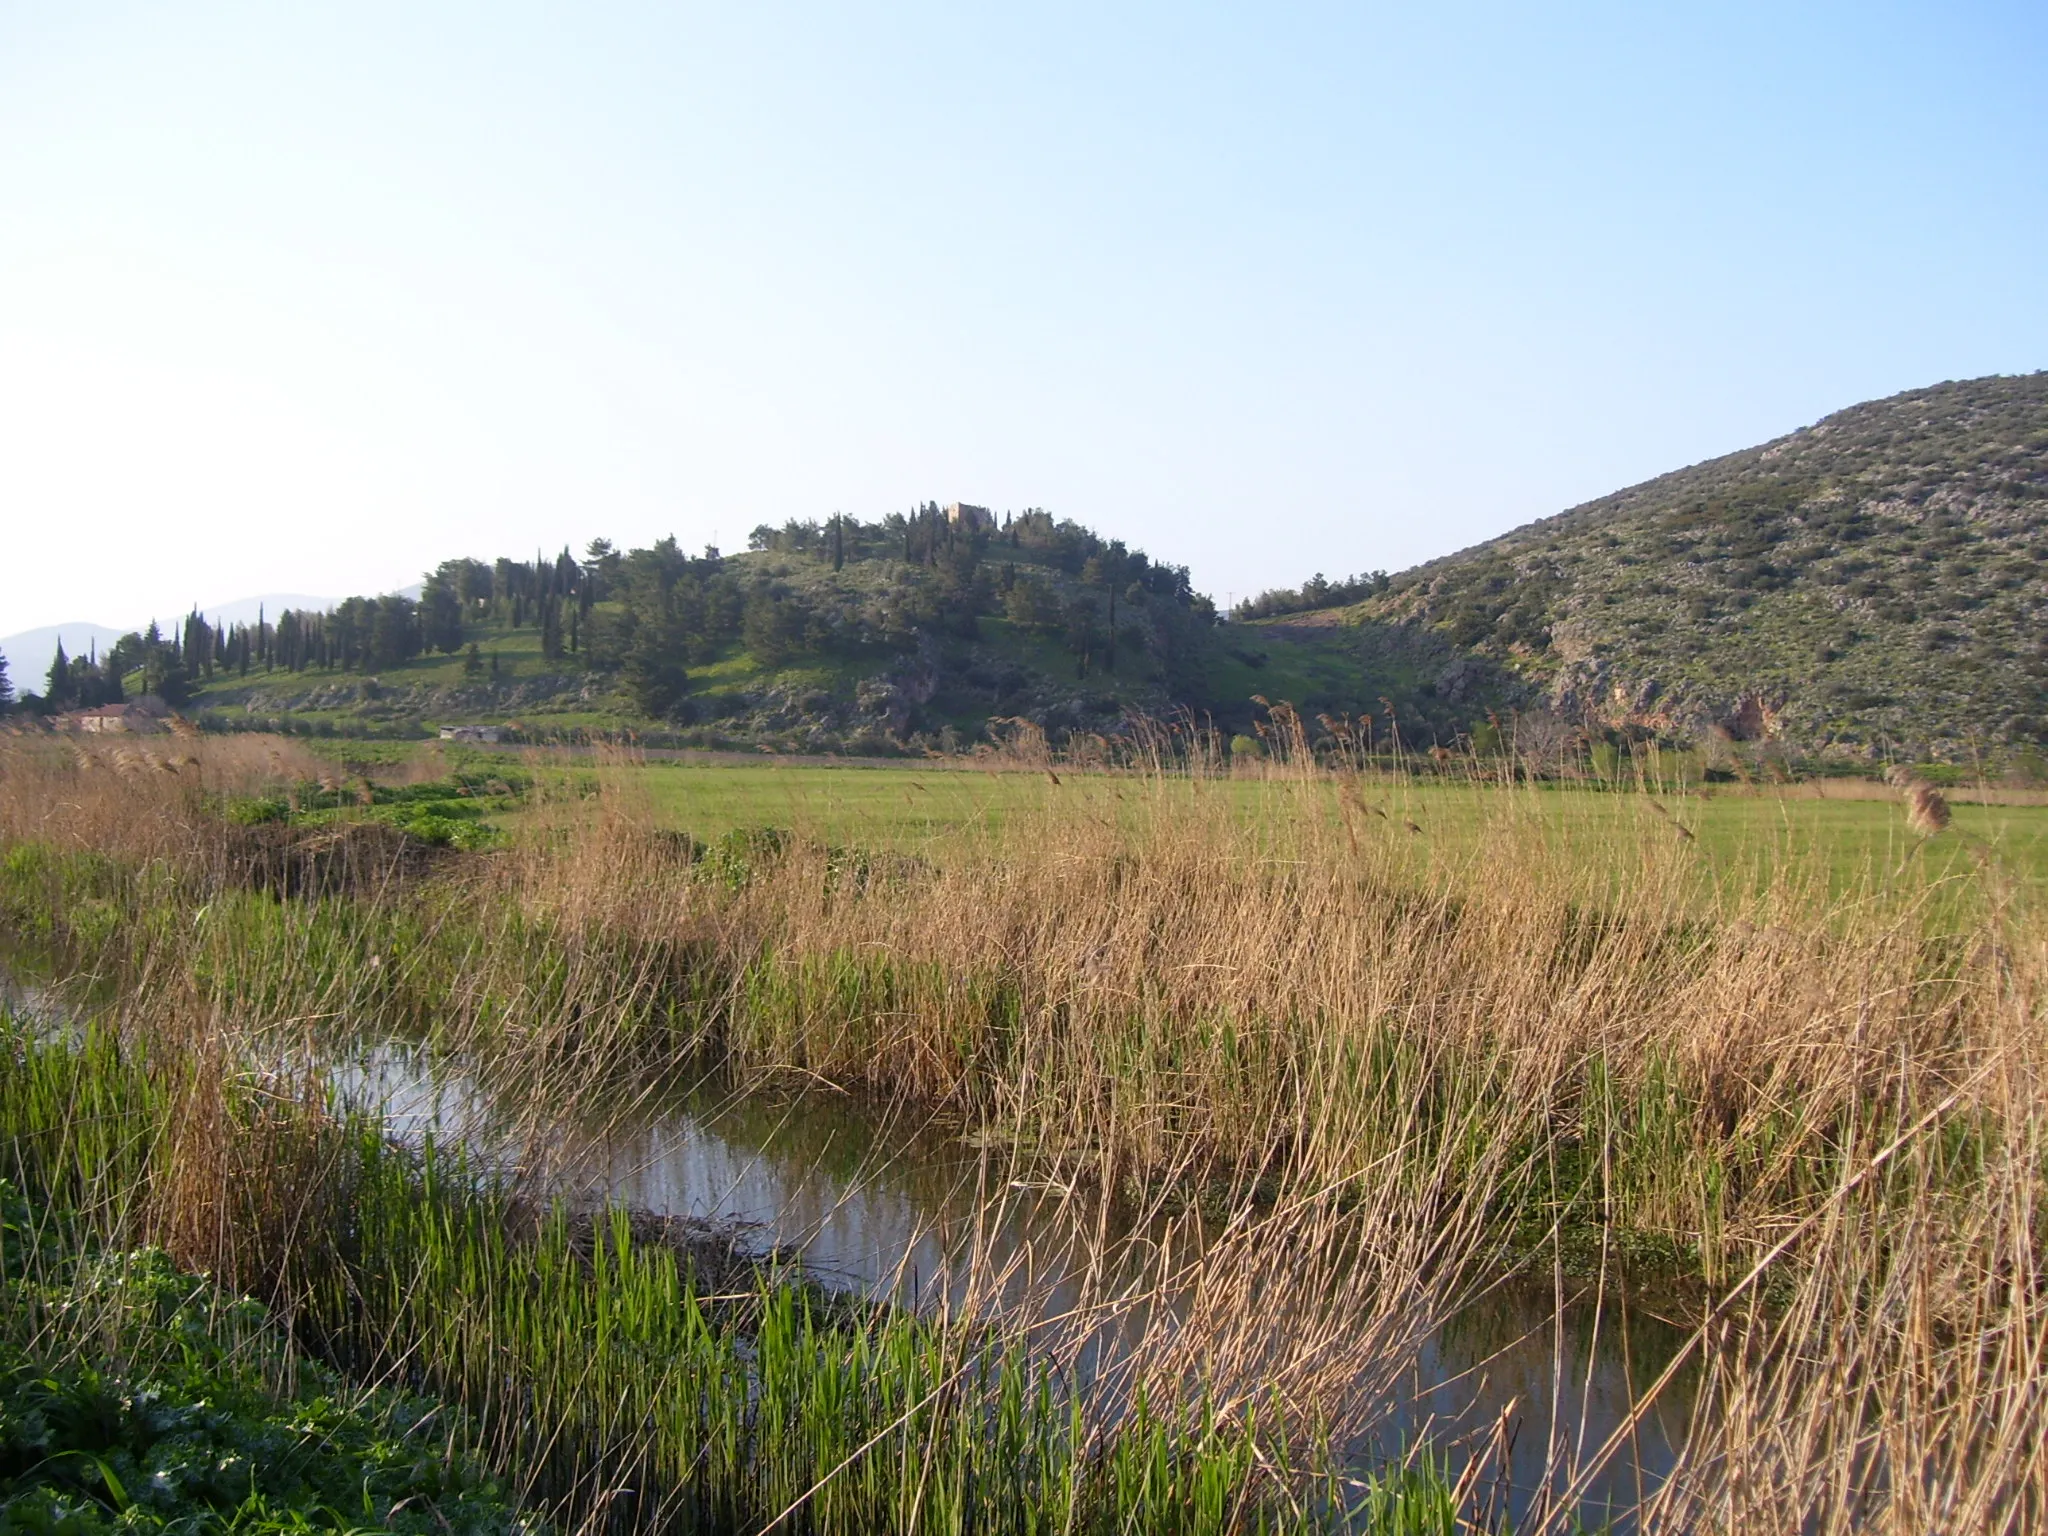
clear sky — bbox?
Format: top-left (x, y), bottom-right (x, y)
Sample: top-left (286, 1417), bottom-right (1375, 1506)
top-left (3, 1), bottom-right (2044, 635)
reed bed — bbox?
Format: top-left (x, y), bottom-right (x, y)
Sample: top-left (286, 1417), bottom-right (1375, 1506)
top-left (0, 1013), bottom-right (1439, 1533)
top-left (1, 731), bottom-right (2044, 1532)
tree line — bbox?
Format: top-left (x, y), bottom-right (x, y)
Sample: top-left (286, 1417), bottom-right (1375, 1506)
top-left (23, 611), bottom-right (242, 713)
top-left (9, 508), bottom-right (1218, 723)
top-left (1230, 570), bottom-right (1391, 621)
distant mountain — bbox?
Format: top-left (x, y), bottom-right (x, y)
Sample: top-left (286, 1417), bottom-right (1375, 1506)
top-left (1264, 373), bottom-right (2048, 756)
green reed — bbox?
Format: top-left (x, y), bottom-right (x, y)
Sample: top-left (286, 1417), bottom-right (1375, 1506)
top-left (0, 1014), bottom-right (1454, 1534)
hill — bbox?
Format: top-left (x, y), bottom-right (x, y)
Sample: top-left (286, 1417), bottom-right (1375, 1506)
top-left (1253, 373), bottom-right (2048, 758)
top-left (20, 375), bottom-right (2043, 762)
top-left (129, 511), bottom-right (1420, 753)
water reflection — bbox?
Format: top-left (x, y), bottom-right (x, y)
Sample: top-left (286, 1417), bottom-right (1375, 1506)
top-left (0, 968), bottom-right (59, 1035)
top-left (344, 1044), bottom-right (1698, 1529)
top-left (1354, 1285), bottom-right (1697, 1527)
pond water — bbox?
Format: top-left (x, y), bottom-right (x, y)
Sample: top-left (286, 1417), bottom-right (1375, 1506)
top-left (0, 968), bottom-right (63, 1038)
top-left (341, 1045), bottom-right (1701, 1529)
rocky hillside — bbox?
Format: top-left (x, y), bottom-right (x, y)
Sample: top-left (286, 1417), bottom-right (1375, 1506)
top-left (1298, 373), bottom-right (2048, 756)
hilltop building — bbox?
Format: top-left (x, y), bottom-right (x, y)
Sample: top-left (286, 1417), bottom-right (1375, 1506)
top-left (943, 502), bottom-right (995, 533)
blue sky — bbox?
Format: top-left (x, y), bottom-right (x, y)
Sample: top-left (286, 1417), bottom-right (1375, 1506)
top-left (2, 1), bottom-right (2043, 635)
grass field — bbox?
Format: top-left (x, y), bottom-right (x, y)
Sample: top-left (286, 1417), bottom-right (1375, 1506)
top-left (476, 755), bottom-right (2048, 918)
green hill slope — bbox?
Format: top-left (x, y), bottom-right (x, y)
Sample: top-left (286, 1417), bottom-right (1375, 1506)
top-left (162, 510), bottom-right (1420, 752)
top-left (1288, 373), bottom-right (2048, 757)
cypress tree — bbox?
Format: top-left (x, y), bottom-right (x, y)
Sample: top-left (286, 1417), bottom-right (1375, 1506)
top-left (45, 641), bottom-right (71, 709)
top-left (541, 597), bottom-right (562, 660)
top-left (99, 646), bottom-right (125, 705)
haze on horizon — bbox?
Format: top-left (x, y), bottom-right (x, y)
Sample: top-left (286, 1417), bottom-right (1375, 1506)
top-left (3, 1), bottom-right (2044, 638)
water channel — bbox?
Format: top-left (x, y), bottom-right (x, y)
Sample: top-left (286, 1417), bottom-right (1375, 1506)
top-left (343, 1044), bottom-right (1702, 1529)
top-left (0, 954), bottom-right (1700, 1529)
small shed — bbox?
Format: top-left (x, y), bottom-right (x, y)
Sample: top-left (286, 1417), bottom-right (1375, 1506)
top-left (70, 703), bottom-right (169, 735)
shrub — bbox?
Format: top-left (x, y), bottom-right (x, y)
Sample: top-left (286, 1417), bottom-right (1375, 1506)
top-left (698, 826), bottom-right (793, 890)
top-left (223, 797), bottom-right (289, 827)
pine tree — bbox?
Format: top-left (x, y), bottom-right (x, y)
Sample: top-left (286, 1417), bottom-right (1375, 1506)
top-left (0, 648), bottom-right (13, 713)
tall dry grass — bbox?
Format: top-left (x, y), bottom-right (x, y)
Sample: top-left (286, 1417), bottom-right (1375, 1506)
top-left (514, 757), bottom-right (2026, 1241)
top-left (2, 731), bottom-right (2044, 1530)
top-left (0, 731), bottom-right (332, 870)
top-left (512, 747), bottom-right (2047, 1530)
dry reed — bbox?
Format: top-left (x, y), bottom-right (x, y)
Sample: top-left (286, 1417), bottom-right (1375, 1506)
top-left (2, 732), bottom-right (2044, 1531)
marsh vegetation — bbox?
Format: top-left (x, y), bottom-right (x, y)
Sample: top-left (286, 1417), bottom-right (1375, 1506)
top-left (0, 730), bottom-right (2041, 1532)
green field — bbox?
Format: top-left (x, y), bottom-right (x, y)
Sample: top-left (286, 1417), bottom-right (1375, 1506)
top-left (513, 758), bottom-right (2048, 904)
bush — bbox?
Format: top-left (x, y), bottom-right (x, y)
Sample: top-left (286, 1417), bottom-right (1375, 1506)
top-left (2005, 750), bottom-right (2048, 788)
top-left (697, 826), bottom-right (793, 890)
top-left (223, 797), bottom-right (289, 827)
top-left (1228, 734), bottom-right (1263, 760)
